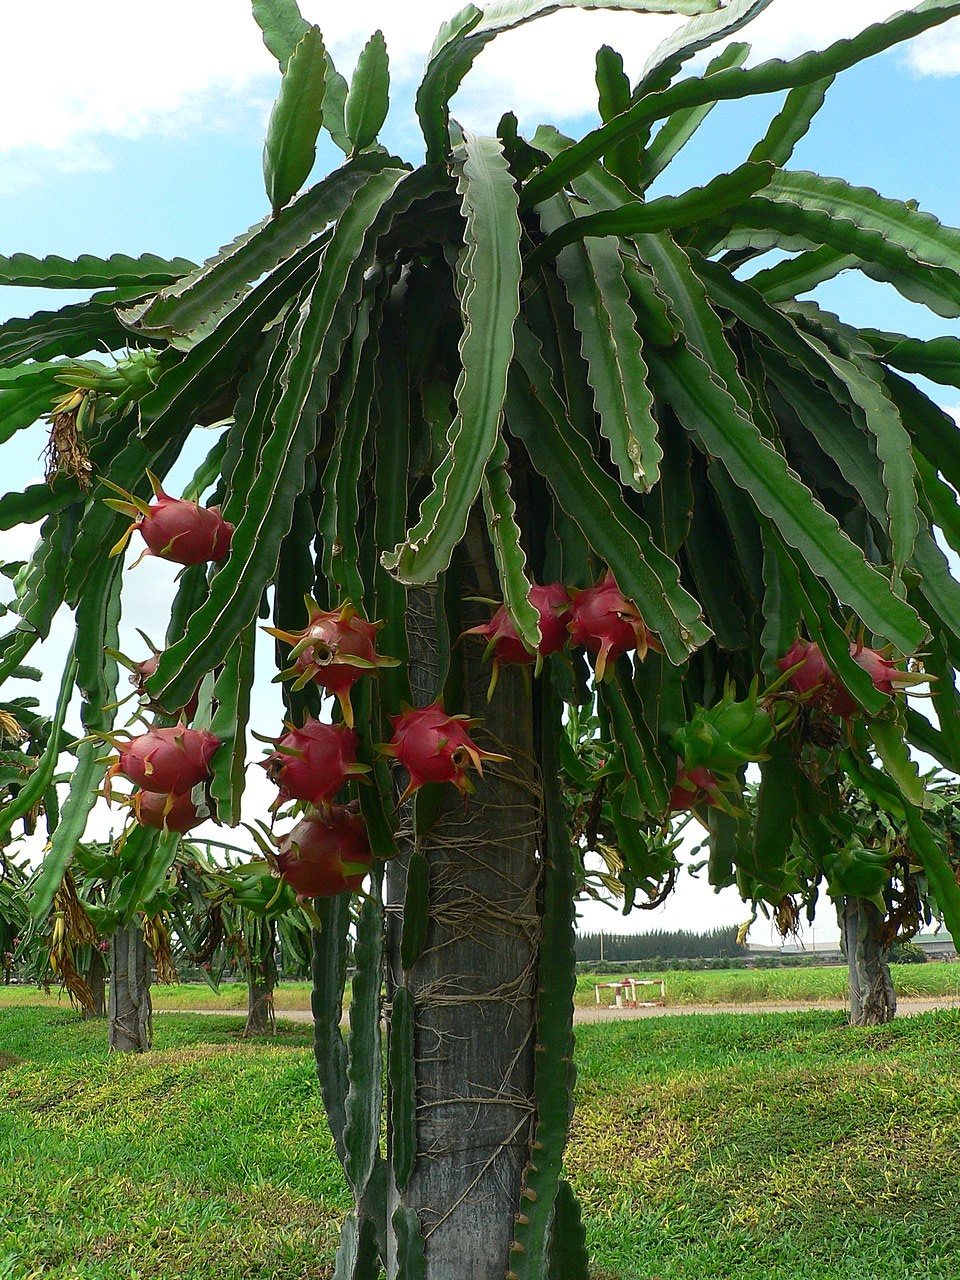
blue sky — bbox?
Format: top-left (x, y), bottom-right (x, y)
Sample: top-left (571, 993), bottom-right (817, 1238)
top-left (3, 0), bottom-right (960, 943)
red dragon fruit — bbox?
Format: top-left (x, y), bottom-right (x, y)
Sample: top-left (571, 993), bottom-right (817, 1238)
top-left (103, 470), bottom-right (233, 566)
top-left (130, 787), bottom-right (205, 834)
top-left (668, 759), bottom-right (720, 813)
top-left (777, 637), bottom-right (925, 719)
top-left (130, 647), bottom-right (201, 723)
top-left (379, 702), bottom-right (509, 803)
top-left (850, 641), bottom-right (926, 696)
top-left (260, 718), bottom-right (367, 807)
top-left (266, 598), bottom-right (399, 728)
top-left (105, 724), bottom-right (220, 799)
top-left (275, 807), bottom-right (372, 898)
top-left (568, 570), bottom-right (661, 680)
top-left (461, 581), bottom-right (572, 696)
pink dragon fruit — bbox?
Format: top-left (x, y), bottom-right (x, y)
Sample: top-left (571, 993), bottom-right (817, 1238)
top-left (461, 581), bottom-right (573, 695)
top-left (378, 702), bottom-right (509, 803)
top-left (777, 637), bottom-right (925, 719)
top-left (568, 570), bottom-right (661, 680)
top-left (105, 724), bottom-right (219, 798)
top-left (131, 787), bottom-right (205, 834)
top-left (266, 598), bottom-right (399, 727)
top-left (275, 807), bottom-right (372, 897)
top-left (104, 470), bottom-right (233, 565)
top-left (260, 718), bottom-right (367, 807)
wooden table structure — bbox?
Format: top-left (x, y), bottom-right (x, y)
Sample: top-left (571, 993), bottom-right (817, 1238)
top-left (593, 978), bottom-right (666, 1009)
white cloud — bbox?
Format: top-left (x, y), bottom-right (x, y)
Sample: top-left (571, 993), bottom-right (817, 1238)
top-left (1, 2), bottom-right (957, 190)
top-left (0, 3), bottom-right (267, 152)
top-left (906, 23), bottom-right (960, 76)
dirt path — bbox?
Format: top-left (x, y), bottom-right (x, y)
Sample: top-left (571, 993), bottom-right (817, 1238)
top-left (158, 995), bottom-right (960, 1025)
top-left (572, 995), bottom-right (960, 1022)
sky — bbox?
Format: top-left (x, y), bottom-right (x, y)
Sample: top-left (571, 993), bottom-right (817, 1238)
top-left (2, 0), bottom-right (960, 947)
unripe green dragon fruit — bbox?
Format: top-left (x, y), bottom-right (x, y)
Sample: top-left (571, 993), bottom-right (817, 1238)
top-left (670, 679), bottom-right (775, 776)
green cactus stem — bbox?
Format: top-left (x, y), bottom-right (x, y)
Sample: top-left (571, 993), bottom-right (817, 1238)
top-left (508, 671), bottom-right (578, 1278)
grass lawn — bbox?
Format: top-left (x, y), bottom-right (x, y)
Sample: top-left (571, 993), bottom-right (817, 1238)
top-left (4, 959), bottom-right (960, 1015)
top-left (577, 960), bottom-right (960, 1007)
top-left (2, 1003), bottom-right (960, 1278)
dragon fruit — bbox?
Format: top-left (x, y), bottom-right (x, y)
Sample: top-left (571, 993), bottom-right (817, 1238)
top-left (260, 718), bottom-right (367, 807)
top-left (105, 724), bottom-right (219, 799)
top-left (103, 470), bottom-right (233, 565)
top-left (266, 598), bottom-right (399, 727)
top-left (130, 647), bottom-right (201, 723)
top-left (568, 570), bottom-right (661, 680)
top-left (130, 787), bottom-right (205, 834)
top-left (275, 807), bottom-right (372, 897)
top-left (461, 581), bottom-right (572, 696)
top-left (668, 760), bottom-right (721, 812)
top-left (777, 637), bottom-right (925, 719)
top-left (379, 702), bottom-right (509, 803)
top-left (670, 680), bottom-right (774, 776)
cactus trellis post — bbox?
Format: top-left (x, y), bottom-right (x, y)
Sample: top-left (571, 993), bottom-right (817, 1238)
top-left (6, 0), bottom-right (960, 1274)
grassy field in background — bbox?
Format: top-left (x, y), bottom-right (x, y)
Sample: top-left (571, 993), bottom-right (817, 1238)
top-left (3, 1003), bottom-right (960, 1279)
top-left (578, 960), bottom-right (960, 1007)
top-left (5, 960), bottom-right (960, 1014)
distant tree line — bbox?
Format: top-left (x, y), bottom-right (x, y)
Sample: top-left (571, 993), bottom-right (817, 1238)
top-left (575, 926), bottom-right (744, 963)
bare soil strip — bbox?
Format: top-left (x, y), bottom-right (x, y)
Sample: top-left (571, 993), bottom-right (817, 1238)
top-left (158, 995), bottom-right (960, 1025)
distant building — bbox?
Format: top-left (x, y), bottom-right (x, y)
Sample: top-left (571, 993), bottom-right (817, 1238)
top-left (777, 933), bottom-right (957, 961)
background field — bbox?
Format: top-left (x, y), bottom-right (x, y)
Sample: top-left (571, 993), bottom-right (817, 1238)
top-left (5, 960), bottom-right (960, 1013)
top-left (3, 1000), bottom-right (960, 1279)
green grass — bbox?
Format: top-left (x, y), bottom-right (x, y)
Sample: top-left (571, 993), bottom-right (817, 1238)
top-left (576, 960), bottom-right (960, 1007)
top-left (3, 1004), bottom-right (960, 1278)
top-left (0, 1008), bottom-right (344, 1280)
top-left (0, 980), bottom-right (317, 1013)
top-left (570, 1010), bottom-right (960, 1279)
top-left (4, 959), bottom-right (960, 1018)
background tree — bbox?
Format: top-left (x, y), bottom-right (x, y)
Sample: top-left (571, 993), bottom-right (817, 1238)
top-left (0, 853), bottom-right (29, 985)
top-left (200, 849), bottom-right (316, 1035)
top-left (829, 774), bottom-right (960, 1025)
top-left (5, 0), bottom-right (960, 1275)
